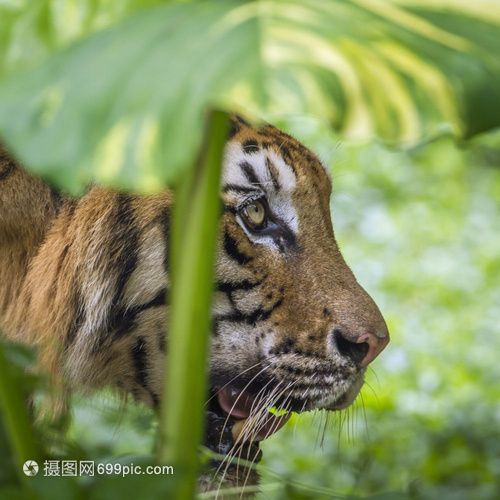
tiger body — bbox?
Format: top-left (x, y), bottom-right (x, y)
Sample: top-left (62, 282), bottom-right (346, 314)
top-left (0, 118), bottom-right (388, 461)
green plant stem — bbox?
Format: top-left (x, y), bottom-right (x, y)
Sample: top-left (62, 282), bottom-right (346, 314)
top-left (0, 342), bottom-right (41, 478)
top-left (159, 110), bottom-right (229, 499)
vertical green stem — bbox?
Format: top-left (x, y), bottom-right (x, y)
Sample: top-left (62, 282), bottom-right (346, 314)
top-left (159, 110), bottom-right (229, 498)
top-left (0, 342), bottom-right (41, 478)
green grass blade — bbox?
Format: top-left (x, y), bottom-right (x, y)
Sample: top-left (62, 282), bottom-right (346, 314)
top-left (0, 341), bottom-right (41, 479)
top-left (159, 110), bottom-right (229, 498)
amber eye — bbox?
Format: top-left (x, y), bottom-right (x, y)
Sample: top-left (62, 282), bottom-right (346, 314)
top-left (241, 199), bottom-right (267, 229)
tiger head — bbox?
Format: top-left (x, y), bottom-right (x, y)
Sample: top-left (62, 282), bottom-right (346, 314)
top-left (207, 117), bottom-right (389, 449)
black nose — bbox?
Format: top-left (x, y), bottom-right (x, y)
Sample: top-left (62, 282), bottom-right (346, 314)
top-left (333, 328), bottom-right (369, 366)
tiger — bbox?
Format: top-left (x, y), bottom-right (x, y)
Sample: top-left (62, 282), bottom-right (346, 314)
top-left (0, 115), bottom-right (389, 488)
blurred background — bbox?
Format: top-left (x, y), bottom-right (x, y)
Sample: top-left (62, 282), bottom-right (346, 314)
top-left (0, 1), bottom-right (499, 499)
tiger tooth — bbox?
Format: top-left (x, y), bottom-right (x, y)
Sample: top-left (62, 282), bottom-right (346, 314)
top-left (229, 387), bottom-right (240, 398)
top-left (231, 419), bottom-right (247, 442)
top-left (232, 412), bottom-right (292, 443)
top-left (231, 414), bottom-right (264, 442)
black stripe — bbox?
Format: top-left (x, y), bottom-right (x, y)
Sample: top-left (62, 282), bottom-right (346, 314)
top-left (0, 159), bottom-right (15, 181)
top-left (240, 161), bottom-right (261, 187)
top-left (217, 279), bottom-right (262, 293)
top-left (131, 336), bottom-right (160, 408)
top-left (273, 224), bottom-right (297, 252)
top-left (216, 297), bottom-right (283, 327)
top-left (242, 139), bottom-right (259, 153)
top-left (223, 231), bottom-right (252, 266)
top-left (277, 144), bottom-right (297, 176)
top-left (113, 287), bottom-right (168, 339)
top-left (0, 144), bottom-right (16, 181)
top-left (92, 194), bottom-right (140, 348)
top-left (110, 194), bottom-right (140, 304)
top-left (229, 115), bottom-right (250, 139)
top-left (266, 157), bottom-right (281, 192)
top-left (52, 244), bottom-right (69, 296)
top-left (234, 115), bottom-right (250, 126)
top-left (223, 205), bottom-right (237, 215)
top-left (60, 204), bottom-right (81, 346)
top-left (132, 337), bottom-right (148, 388)
top-left (151, 392), bottom-right (160, 409)
top-left (131, 336), bottom-right (159, 407)
top-left (228, 115), bottom-right (249, 138)
top-left (158, 328), bottom-right (166, 353)
top-left (138, 287), bottom-right (168, 310)
top-left (50, 187), bottom-right (64, 212)
top-left (228, 120), bottom-right (240, 138)
top-left (212, 317), bottom-right (220, 336)
top-left (223, 184), bottom-right (261, 195)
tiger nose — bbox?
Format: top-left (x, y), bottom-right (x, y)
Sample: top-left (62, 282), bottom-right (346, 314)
top-left (333, 325), bottom-right (389, 367)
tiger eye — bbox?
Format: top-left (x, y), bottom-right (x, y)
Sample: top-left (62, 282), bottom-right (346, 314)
top-left (243, 200), bottom-right (266, 227)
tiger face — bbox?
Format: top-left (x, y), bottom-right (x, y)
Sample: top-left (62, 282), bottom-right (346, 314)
top-left (207, 118), bottom-right (389, 448)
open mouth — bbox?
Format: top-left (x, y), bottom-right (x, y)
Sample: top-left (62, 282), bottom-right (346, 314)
top-left (205, 385), bottom-right (291, 456)
top-left (204, 372), bottom-right (363, 458)
top-left (216, 386), bottom-right (291, 442)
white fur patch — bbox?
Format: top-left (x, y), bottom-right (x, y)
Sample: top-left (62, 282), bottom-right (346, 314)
top-left (123, 224), bottom-right (167, 307)
top-left (222, 141), bottom-right (299, 249)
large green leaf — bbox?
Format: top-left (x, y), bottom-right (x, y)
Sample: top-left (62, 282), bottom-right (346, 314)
top-left (0, 0), bottom-right (499, 191)
top-left (0, 0), bottom-right (165, 78)
top-left (0, 1), bottom-right (261, 191)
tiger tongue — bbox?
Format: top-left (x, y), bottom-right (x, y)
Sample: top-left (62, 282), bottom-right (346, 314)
top-left (216, 387), bottom-right (255, 419)
top-left (216, 387), bottom-right (291, 442)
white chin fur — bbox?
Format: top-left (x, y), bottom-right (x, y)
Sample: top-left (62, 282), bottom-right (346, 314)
top-left (318, 373), bottom-right (365, 411)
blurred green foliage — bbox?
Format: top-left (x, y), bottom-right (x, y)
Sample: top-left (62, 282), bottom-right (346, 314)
top-left (1, 1), bottom-right (500, 499)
